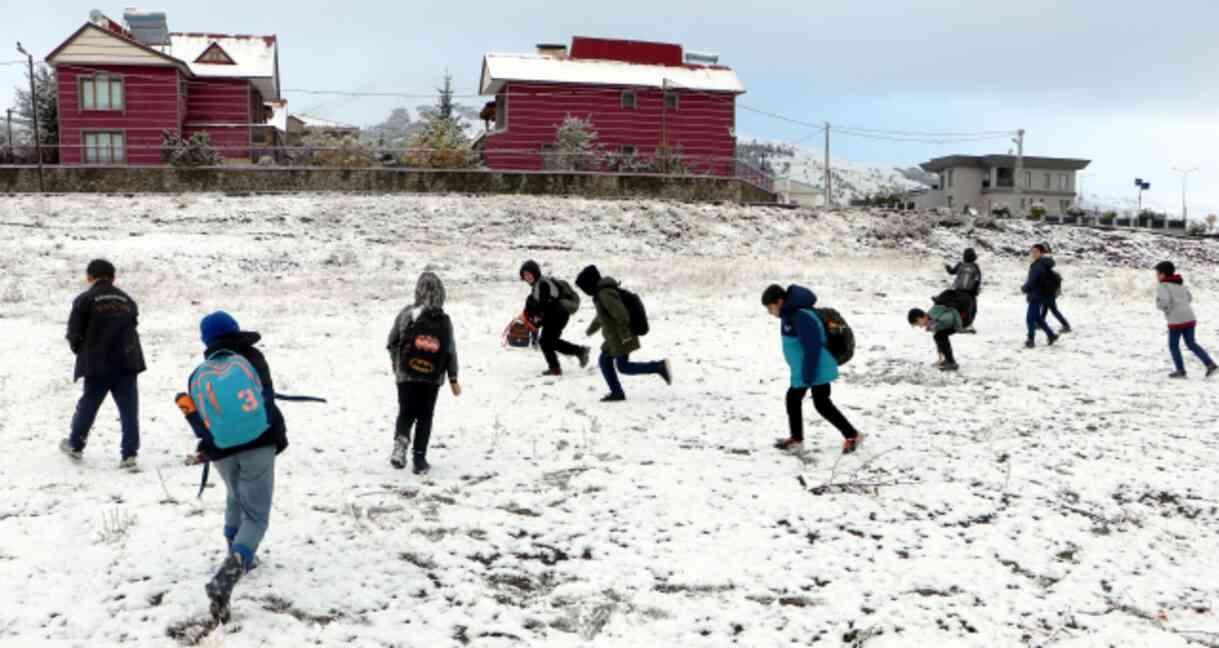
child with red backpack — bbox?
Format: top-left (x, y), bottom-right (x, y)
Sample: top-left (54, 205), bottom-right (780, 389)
top-left (519, 260), bottom-right (590, 376)
top-left (387, 272), bottom-right (461, 473)
top-left (174, 311), bottom-right (288, 624)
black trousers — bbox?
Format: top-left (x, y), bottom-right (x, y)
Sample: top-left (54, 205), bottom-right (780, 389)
top-left (69, 372), bottom-right (140, 458)
top-left (540, 308), bottom-right (583, 370)
top-left (396, 381), bottom-right (441, 457)
top-left (934, 330), bottom-right (956, 364)
top-left (786, 384), bottom-right (858, 442)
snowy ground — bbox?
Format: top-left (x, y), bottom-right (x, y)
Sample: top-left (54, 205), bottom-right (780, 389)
top-left (2, 194), bottom-right (1219, 647)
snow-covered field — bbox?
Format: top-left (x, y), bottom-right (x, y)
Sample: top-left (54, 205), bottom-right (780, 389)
top-left (2, 194), bottom-right (1219, 647)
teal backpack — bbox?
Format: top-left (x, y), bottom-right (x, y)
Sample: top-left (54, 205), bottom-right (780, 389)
top-left (190, 350), bottom-right (269, 449)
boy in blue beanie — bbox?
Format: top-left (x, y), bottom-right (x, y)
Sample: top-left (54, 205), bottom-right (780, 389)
top-left (175, 311), bottom-right (287, 623)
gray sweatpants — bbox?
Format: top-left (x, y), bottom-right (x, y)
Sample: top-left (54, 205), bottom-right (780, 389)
top-left (213, 445), bottom-right (276, 563)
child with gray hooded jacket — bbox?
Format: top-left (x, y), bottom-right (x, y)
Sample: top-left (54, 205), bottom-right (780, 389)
top-left (1155, 261), bottom-right (1218, 379)
top-left (387, 272), bottom-right (461, 474)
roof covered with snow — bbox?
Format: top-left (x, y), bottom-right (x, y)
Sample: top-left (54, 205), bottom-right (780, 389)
top-left (291, 114), bottom-right (358, 130)
top-left (480, 53), bottom-right (744, 95)
top-left (169, 33), bottom-right (279, 99)
top-left (266, 101), bottom-right (289, 132)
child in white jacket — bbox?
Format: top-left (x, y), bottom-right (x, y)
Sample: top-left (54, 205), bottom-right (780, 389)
top-left (1155, 261), bottom-right (1218, 379)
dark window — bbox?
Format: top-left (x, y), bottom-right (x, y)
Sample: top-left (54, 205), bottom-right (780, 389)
top-left (664, 93), bottom-right (679, 111)
top-left (495, 92), bottom-right (507, 130)
top-left (621, 91), bottom-right (637, 110)
top-left (620, 145), bottom-right (637, 156)
top-left (196, 44), bottom-right (235, 65)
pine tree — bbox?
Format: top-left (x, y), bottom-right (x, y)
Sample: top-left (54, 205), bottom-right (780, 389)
top-left (553, 115), bottom-right (602, 171)
top-left (437, 73), bottom-right (456, 121)
top-left (403, 107), bottom-right (475, 169)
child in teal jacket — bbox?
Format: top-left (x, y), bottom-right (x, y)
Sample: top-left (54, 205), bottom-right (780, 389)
top-left (763, 284), bottom-right (862, 454)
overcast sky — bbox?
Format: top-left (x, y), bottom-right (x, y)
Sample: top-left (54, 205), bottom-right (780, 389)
top-left (3, 0), bottom-right (1218, 213)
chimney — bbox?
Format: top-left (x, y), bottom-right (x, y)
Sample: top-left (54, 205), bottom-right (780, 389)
top-left (684, 51), bottom-right (720, 65)
top-left (536, 43), bottom-right (568, 59)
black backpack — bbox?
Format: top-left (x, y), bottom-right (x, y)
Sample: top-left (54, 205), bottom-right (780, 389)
top-left (554, 279), bottom-right (581, 315)
top-left (932, 289), bottom-right (976, 327)
top-left (813, 308), bottom-right (854, 366)
top-left (617, 288), bottom-right (650, 337)
top-left (1043, 270), bottom-right (1063, 297)
top-left (399, 308), bottom-right (452, 380)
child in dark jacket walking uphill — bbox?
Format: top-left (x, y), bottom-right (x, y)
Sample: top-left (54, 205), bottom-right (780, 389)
top-left (174, 311), bottom-right (288, 624)
top-left (575, 265), bottom-right (671, 402)
top-left (1154, 261), bottom-right (1218, 379)
top-left (61, 259), bottom-right (147, 470)
top-left (763, 284), bottom-right (863, 454)
top-left (387, 272), bottom-right (461, 474)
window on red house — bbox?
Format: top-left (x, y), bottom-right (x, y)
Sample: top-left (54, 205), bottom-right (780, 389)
top-left (621, 91), bottom-right (637, 110)
top-left (83, 131), bottom-right (125, 164)
top-left (196, 44), bottom-right (236, 65)
top-left (665, 93), bottom-right (679, 111)
top-left (620, 145), bottom-right (637, 157)
top-left (81, 75), bottom-right (125, 111)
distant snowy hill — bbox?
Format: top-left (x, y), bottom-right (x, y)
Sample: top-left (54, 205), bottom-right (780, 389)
top-left (740, 140), bottom-right (927, 206)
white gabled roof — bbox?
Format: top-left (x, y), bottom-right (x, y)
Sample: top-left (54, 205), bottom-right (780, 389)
top-left (292, 114), bottom-right (357, 129)
top-left (266, 101), bottom-right (288, 132)
top-left (480, 53), bottom-right (744, 95)
top-left (169, 33), bottom-right (279, 99)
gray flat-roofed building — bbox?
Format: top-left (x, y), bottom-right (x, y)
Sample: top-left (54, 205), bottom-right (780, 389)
top-left (916, 154), bottom-right (1091, 215)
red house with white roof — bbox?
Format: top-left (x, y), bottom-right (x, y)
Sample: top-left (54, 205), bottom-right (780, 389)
top-left (45, 10), bottom-right (281, 165)
top-left (477, 37), bottom-right (744, 176)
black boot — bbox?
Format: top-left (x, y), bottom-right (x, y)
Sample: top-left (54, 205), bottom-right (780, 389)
top-left (205, 552), bottom-right (245, 624)
top-left (413, 454), bottom-right (430, 475)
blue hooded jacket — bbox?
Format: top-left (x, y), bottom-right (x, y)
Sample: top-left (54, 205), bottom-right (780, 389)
top-left (779, 285), bottom-right (839, 387)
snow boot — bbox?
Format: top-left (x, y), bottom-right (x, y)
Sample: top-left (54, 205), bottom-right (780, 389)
top-left (1168, 370), bottom-right (1187, 379)
top-left (842, 434), bottom-right (864, 455)
top-left (659, 359), bottom-right (673, 386)
top-left (774, 437), bottom-right (803, 452)
top-left (1206, 365), bottom-right (1218, 379)
top-left (600, 393), bottom-right (626, 403)
top-left (541, 368), bottom-right (562, 377)
top-left (939, 362), bottom-right (960, 372)
top-left (1060, 326), bottom-right (1073, 334)
top-left (59, 439), bottom-right (82, 461)
top-left (390, 436), bottom-right (409, 470)
top-left (577, 347), bottom-right (591, 369)
top-left (1024, 340), bottom-right (1035, 349)
top-left (205, 552), bottom-right (245, 624)
top-left (119, 456), bottom-right (139, 472)
top-left (1048, 333), bottom-right (1060, 346)
top-left (412, 455), bottom-right (430, 475)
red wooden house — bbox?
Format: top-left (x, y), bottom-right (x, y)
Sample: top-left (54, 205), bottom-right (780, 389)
top-left (45, 10), bottom-right (281, 165)
top-left (476, 37), bottom-right (745, 176)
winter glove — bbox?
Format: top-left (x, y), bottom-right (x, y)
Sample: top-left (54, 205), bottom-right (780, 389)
top-left (175, 392), bottom-right (197, 416)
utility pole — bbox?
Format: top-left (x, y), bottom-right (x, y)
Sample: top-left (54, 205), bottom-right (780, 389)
top-left (16, 42), bottom-right (44, 193)
top-left (660, 79), bottom-right (669, 171)
top-left (1012, 129), bottom-right (1025, 217)
top-left (1171, 166), bottom-right (1198, 222)
top-left (824, 122), bottom-right (831, 209)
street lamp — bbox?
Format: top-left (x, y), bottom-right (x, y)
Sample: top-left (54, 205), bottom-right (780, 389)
top-left (16, 41), bottom-right (44, 193)
top-left (1134, 178), bottom-right (1151, 227)
top-left (1171, 166), bottom-right (1199, 223)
